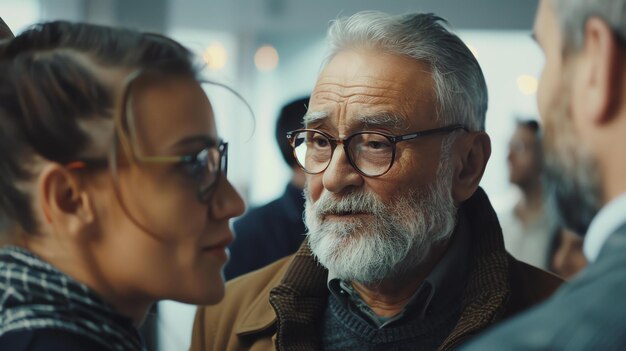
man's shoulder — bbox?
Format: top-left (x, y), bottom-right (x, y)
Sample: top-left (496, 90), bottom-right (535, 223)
top-left (462, 259), bottom-right (626, 350)
top-left (191, 255), bottom-right (294, 350)
top-left (214, 254), bottom-right (292, 315)
top-left (227, 253), bottom-right (293, 294)
top-left (507, 255), bottom-right (563, 311)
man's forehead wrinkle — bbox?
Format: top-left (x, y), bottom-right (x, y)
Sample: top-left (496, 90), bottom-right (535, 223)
top-left (315, 76), bottom-right (405, 93)
top-left (312, 87), bottom-right (403, 104)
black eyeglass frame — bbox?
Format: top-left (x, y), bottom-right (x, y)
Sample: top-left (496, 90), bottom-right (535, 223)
top-left (286, 124), bottom-right (468, 177)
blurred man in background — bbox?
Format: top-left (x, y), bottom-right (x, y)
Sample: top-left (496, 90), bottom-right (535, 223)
top-left (463, 0), bottom-right (626, 349)
top-left (500, 120), bottom-right (556, 269)
top-left (223, 97), bottom-right (308, 280)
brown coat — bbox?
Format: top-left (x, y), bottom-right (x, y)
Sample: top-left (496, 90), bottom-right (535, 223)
top-left (191, 189), bottom-right (562, 351)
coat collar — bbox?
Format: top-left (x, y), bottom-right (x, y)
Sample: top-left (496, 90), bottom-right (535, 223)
top-left (234, 254), bottom-right (290, 336)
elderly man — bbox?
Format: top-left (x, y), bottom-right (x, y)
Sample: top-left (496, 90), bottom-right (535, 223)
top-left (191, 11), bottom-right (561, 351)
top-left (463, 0), bottom-right (626, 349)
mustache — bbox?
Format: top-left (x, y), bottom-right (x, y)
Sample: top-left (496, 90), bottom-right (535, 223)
top-left (309, 190), bottom-right (386, 216)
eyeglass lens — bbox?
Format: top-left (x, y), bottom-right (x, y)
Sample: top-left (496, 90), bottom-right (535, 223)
top-left (196, 144), bottom-right (227, 201)
top-left (292, 131), bottom-right (393, 176)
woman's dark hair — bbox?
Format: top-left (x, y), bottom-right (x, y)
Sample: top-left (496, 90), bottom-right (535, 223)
top-left (0, 21), bottom-right (197, 233)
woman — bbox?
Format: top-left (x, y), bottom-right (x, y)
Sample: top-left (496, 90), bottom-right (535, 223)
top-left (0, 21), bottom-right (245, 350)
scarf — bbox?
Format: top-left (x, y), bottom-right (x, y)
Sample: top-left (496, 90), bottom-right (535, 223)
top-left (0, 246), bottom-right (145, 351)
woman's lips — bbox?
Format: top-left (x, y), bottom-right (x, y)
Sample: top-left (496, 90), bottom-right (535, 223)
top-left (202, 236), bottom-right (233, 261)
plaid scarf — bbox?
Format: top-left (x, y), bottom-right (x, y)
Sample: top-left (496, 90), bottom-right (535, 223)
top-left (0, 246), bottom-right (145, 351)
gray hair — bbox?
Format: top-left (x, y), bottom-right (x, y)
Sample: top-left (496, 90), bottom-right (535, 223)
top-left (551, 0), bottom-right (626, 51)
top-left (325, 11), bottom-right (488, 131)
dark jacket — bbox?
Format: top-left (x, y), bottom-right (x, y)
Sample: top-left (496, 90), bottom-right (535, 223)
top-left (461, 222), bottom-right (626, 350)
top-left (225, 183), bottom-right (306, 280)
top-left (191, 188), bottom-right (563, 351)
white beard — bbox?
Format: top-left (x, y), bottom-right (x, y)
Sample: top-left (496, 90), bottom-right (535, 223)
top-left (305, 146), bottom-right (457, 285)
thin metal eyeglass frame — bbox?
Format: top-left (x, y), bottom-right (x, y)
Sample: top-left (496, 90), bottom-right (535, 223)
top-left (118, 70), bottom-right (230, 203)
top-left (65, 69), bottom-right (228, 203)
top-left (286, 124), bottom-right (468, 177)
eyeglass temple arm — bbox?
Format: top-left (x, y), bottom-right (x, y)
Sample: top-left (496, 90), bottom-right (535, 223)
top-left (394, 124), bottom-right (468, 142)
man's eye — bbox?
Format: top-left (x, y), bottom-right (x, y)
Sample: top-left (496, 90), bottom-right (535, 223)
top-left (366, 141), bottom-right (390, 150)
top-left (315, 139), bottom-right (328, 147)
top-left (310, 136), bottom-right (329, 148)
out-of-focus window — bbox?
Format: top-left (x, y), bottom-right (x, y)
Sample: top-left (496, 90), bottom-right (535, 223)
top-left (0, 0), bottom-right (40, 34)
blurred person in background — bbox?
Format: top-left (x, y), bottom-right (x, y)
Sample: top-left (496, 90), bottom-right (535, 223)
top-left (191, 11), bottom-right (562, 351)
top-left (224, 97), bottom-right (308, 280)
top-left (462, 0), bottom-right (626, 349)
top-left (549, 228), bottom-right (587, 279)
top-left (0, 21), bottom-right (244, 350)
top-left (500, 120), bottom-right (556, 269)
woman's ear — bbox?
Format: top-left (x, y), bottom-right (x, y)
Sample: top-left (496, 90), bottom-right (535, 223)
top-left (38, 164), bottom-right (95, 237)
top-left (451, 132), bottom-right (491, 203)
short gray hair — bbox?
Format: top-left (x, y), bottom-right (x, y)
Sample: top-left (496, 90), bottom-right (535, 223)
top-left (551, 0), bottom-right (626, 52)
top-left (325, 11), bottom-right (488, 131)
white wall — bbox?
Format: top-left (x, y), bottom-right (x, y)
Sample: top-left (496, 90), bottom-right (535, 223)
top-left (0, 0), bottom-right (40, 34)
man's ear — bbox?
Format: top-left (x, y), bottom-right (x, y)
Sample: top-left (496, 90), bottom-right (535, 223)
top-left (38, 164), bottom-right (95, 236)
top-left (451, 132), bottom-right (491, 203)
top-left (576, 17), bottom-right (622, 125)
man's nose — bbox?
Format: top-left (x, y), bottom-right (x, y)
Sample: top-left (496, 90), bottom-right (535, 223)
top-left (322, 146), bottom-right (364, 194)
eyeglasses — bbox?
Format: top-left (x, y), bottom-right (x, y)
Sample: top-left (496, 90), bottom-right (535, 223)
top-left (124, 141), bottom-right (228, 203)
top-left (286, 124), bottom-right (467, 177)
top-left (65, 142), bottom-right (227, 204)
top-left (118, 70), bottom-right (231, 203)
